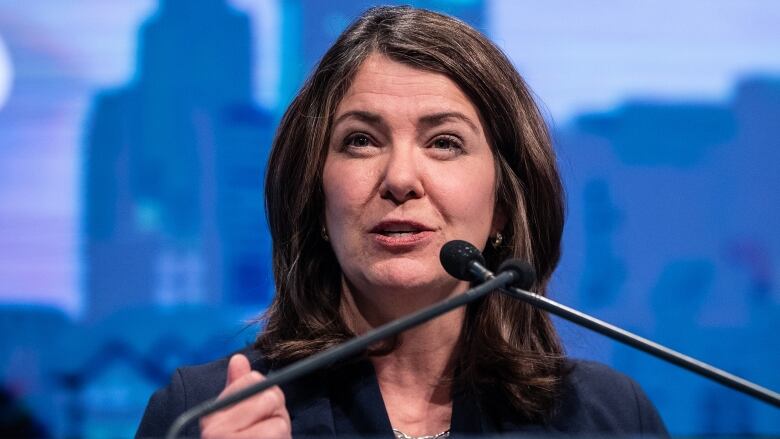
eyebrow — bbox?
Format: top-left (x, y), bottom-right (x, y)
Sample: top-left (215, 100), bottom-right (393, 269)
top-left (332, 110), bottom-right (480, 134)
top-left (332, 110), bottom-right (384, 128)
top-left (418, 112), bottom-right (480, 134)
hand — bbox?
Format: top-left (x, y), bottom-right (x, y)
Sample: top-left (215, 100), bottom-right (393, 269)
top-left (200, 354), bottom-right (291, 439)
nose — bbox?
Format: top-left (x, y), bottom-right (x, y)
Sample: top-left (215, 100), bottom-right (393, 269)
top-left (379, 144), bottom-right (424, 204)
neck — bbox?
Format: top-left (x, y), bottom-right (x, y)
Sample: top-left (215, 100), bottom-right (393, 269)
top-left (340, 278), bottom-right (465, 436)
top-left (340, 274), bottom-right (469, 327)
top-left (339, 276), bottom-right (466, 362)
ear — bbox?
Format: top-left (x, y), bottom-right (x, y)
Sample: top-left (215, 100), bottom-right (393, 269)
top-left (491, 204), bottom-right (507, 236)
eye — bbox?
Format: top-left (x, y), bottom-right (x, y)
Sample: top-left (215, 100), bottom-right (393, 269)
top-left (344, 133), bottom-right (374, 148)
top-left (430, 135), bottom-right (463, 152)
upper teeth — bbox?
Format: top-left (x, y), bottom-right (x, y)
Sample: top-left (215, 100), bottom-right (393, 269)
top-left (382, 226), bottom-right (418, 233)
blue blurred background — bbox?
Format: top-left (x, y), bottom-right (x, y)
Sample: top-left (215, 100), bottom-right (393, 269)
top-left (0, 0), bottom-right (778, 437)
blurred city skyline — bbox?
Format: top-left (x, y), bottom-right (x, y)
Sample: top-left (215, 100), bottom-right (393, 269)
top-left (1, 0), bottom-right (780, 316)
top-left (0, 0), bottom-right (778, 436)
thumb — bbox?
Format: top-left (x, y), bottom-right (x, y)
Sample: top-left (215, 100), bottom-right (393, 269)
top-left (225, 354), bottom-right (252, 387)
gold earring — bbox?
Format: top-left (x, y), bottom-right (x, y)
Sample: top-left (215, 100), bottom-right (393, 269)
top-left (321, 225), bottom-right (329, 242)
top-left (491, 232), bottom-right (503, 249)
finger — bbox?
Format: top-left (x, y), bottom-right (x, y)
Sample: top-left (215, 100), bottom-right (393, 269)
top-left (203, 370), bottom-right (264, 433)
top-left (201, 401), bottom-right (290, 439)
top-left (204, 415), bottom-right (290, 439)
top-left (218, 368), bottom-right (265, 400)
top-left (218, 383), bottom-right (285, 429)
top-left (234, 415), bottom-right (291, 439)
top-left (208, 380), bottom-right (287, 432)
top-left (226, 354), bottom-right (252, 387)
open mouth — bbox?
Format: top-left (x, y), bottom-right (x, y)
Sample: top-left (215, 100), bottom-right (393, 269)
top-left (381, 232), bottom-right (417, 237)
top-left (370, 221), bottom-right (433, 245)
top-left (371, 221), bottom-right (430, 235)
top-left (377, 227), bottom-right (422, 237)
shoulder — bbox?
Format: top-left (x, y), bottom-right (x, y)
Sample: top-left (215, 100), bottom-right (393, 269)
top-left (135, 348), bottom-right (269, 438)
top-left (550, 359), bottom-right (669, 437)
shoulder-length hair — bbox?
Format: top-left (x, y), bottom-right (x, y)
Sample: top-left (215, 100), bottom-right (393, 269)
top-left (257, 6), bottom-right (565, 422)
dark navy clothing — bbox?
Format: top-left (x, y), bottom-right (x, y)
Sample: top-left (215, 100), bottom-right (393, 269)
top-left (136, 349), bottom-right (669, 438)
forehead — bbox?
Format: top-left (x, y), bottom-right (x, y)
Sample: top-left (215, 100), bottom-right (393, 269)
top-left (335, 54), bottom-right (482, 123)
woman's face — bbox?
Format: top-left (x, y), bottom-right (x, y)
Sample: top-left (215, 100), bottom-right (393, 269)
top-left (323, 54), bottom-right (503, 299)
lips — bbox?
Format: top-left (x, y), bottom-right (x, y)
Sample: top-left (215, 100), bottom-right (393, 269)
top-left (370, 220), bottom-right (433, 235)
top-left (369, 220), bottom-right (434, 249)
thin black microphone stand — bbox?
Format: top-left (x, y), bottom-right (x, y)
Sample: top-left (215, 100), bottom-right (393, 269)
top-left (165, 270), bottom-right (518, 439)
top-left (498, 285), bottom-right (780, 408)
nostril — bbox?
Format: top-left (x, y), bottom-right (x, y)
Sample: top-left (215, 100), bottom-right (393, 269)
top-left (379, 163), bottom-right (424, 203)
top-left (380, 186), bottom-right (421, 204)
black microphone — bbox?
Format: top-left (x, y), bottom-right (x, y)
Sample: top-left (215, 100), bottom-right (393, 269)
top-left (446, 245), bottom-right (780, 408)
top-left (440, 240), bottom-right (536, 290)
top-left (497, 258), bottom-right (536, 290)
top-left (165, 240), bottom-right (521, 439)
top-left (440, 240), bottom-right (489, 282)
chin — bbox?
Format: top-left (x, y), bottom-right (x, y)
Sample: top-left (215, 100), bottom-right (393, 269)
top-left (372, 274), bottom-right (435, 292)
top-left (363, 259), bottom-right (455, 294)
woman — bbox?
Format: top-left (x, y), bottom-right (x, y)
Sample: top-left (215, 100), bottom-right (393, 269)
top-left (137, 6), bottom-right (668, 438)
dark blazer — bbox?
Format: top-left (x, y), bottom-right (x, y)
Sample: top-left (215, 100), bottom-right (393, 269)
top-left (136, 349), bottom-right (669, 438)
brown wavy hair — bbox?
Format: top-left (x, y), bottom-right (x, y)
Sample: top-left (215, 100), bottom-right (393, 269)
top-left (256, 6), bottom-right (566, 422)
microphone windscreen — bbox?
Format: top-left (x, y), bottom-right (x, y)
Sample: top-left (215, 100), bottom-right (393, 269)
top-left (497, 259), bottom-right (536, 290)
top-left (440, 240), bottom-right (486, 281)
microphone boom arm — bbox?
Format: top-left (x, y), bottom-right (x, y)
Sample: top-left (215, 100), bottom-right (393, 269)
top-left (499, 285), bottom-right (780, 408)
top-left (165, 270), bottom-right (518, 439)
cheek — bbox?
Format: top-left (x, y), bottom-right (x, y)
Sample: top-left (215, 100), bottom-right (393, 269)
top-left (433, 159), bottom-right (497, 235)
top-left (322, 160), bottom-right (376, 232)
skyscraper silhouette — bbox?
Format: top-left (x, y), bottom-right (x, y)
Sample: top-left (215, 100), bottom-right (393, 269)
top-left (83, 0), bottom-right (274, 320)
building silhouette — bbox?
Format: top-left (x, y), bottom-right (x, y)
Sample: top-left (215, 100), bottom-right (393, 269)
top-left (556, 76), bottom-right (780, 434)
top-left (83, 0), bottom-right (275, 320)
